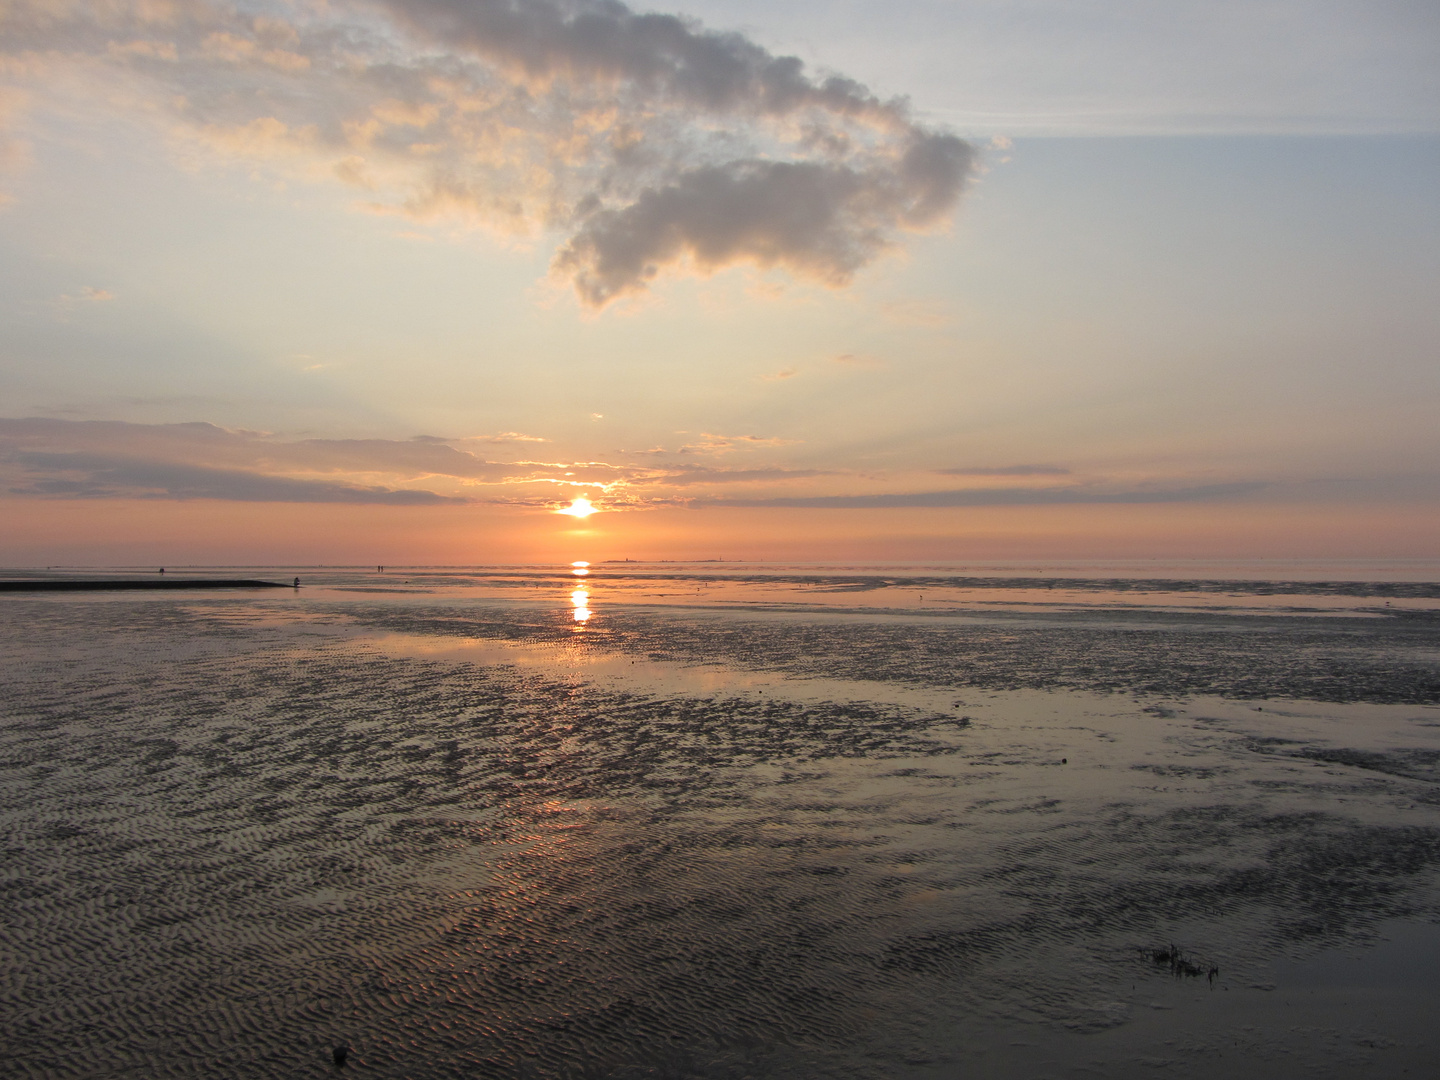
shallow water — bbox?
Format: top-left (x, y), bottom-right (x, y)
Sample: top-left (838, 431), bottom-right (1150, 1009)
top-left (2, 565), bottom-right (1439, 1077)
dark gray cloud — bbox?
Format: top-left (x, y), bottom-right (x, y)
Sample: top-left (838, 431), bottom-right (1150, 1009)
top-left (702, 482), bottom-right (1267, 509)
top-left (380, 0), bottom-right (896, 119)
top-left (0, 0), bottom-right (974, 306)
top-left (556, 141), bottom-right (970, 305)
top-left (393, 0), bottom-right (978, 304)
top-left (9, 452), bottom-right (466, 504)
top-left (935, 464), bottom-right (1072, 477)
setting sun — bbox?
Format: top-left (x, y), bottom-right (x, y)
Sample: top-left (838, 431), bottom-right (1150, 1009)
top-left (557, 496), bottom-right (597, 518)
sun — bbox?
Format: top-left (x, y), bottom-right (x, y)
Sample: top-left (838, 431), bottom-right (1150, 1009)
top-left (557, 495), bottom-right (597, 518)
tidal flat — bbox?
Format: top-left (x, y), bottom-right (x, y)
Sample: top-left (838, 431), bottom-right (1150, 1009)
top-left (3, 565), bottom-right (1439, 1078)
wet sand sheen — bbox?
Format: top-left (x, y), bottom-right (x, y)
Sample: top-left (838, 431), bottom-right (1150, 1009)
top-left (1, 572), bottom-right (1438, 1077)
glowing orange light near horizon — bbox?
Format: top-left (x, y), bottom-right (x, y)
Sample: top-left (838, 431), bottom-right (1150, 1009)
top-left (558, 496), bottom-right (597, 518)
top-left (571, 560), bottom-right (590, 577)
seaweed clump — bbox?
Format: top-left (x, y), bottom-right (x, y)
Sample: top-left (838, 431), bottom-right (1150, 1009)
top-left (1148, 944), bottom-right (1220, 984)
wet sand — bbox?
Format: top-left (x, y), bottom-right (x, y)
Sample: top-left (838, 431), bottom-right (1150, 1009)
top-left (0, 580), bottom-right (292, 592)
top-left (2, 566), bottom-right (1439, 1077)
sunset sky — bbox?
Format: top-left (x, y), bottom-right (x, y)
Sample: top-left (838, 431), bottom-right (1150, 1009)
top-left (1, 0), bottom-right (1436, 564)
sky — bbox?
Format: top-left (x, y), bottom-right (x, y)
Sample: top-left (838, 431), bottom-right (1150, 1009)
top-left (0, 0), bottom-right (1436, 565)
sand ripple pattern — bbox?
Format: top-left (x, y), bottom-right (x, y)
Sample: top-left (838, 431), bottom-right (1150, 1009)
top-left (2, 598), bottom-right (1439, 1078)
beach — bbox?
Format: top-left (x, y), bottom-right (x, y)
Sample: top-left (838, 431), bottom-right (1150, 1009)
top-left (3, 564), bottom-right (1439, 1078)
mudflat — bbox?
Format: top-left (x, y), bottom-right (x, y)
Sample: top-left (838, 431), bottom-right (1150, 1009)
top-left (3, 565), bottom-right (1438, 1078)
top-left (0, 579), bottom-right (292, 591)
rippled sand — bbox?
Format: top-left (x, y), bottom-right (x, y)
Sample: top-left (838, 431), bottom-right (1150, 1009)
top-left (3, 572), bottom-right (1439, 1077)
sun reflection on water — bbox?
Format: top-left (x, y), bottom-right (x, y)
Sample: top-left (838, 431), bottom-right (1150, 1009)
top-left (570, 585), bottom-right (592, 625)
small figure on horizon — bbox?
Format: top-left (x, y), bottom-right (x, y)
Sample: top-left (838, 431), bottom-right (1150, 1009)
top-left (294, 576), bottom-right (300, 588)
top-left (159, 568), bottom-right (164, 575)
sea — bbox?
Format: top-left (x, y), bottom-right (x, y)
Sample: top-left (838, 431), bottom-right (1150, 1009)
top-left (3, 560), bottom-right (1439, 1078)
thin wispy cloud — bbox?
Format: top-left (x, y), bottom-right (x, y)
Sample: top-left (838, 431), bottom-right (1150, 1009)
top-left (0, 416), bottom-right (755, 507)
top-left (9, 452), bottom-right (467, 505)
top-left (0, 418), bottom-right (512, 480)
top-left (0, 0), bottom-right (975, 306)
top-left (0, 84), bottom-right (30, 190)
top-left (461, 432), bottom-right (552, 444)
top-left (627, 432), bottom-right (800, 456)
top-left (635, 465), bottom-right (829, 487)
top-left (0, 418), bottom-right (1275, 514)
top-left (682, 432), bottom-right (801, 454)
top-left (49, 286), bottom-right (117, 313)
top-left (706, 483), bottom-right (1267, 509)
top-left (935, 465), bottom-right (1071, 477)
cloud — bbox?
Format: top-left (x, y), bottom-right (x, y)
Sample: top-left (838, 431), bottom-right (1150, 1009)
top-left (0, 417), bottom-right (1285, 513)
top-left (703, 482), bottom-right (1267, 509)
top-left (0, 85), bottom-right (32, 179)
top-left (935, 464), bottom-right (1071, 476)
top-left (200, 29), bottom-right (309, 72)
top-left (0, 417), bottom-right (517, 479)
top-left (463, 431), bottom-right (552, 443)
top-left (0, 417), bottom-right (538, 506)
top-left (52, 286), bottom-right (117, 310)
top-left (9, 451), bottom-right (466, 504)
top-left (0, 417), bottom-right (671, 505)
top-left (627, 432), bottom-right (799, 456)
top-left (669, 432), bottom-right (802, 455)
top-left (0, 0), bottom-right (975, 306)
top-left (379, 0), bottom-right (904, 118)
top-left (637, 465), bottom-right (829, 487)
top-left (758, 365), bottom-right (799, 381)
top-left (554, 141), bottom-right (972, 305)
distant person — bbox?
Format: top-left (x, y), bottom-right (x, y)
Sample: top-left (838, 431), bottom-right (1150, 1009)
top-left (159, 568), bottom-right (164, 575)
top-left (293, 576), bottom-right (300, 588)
